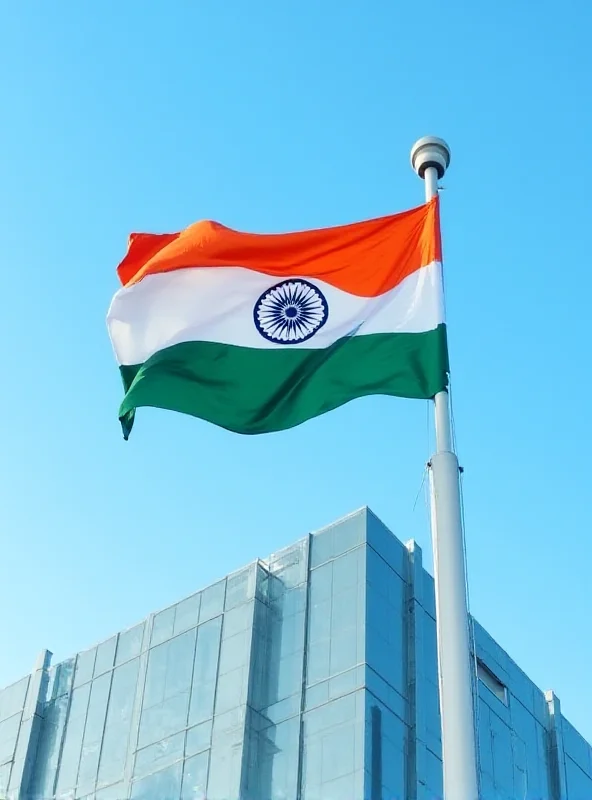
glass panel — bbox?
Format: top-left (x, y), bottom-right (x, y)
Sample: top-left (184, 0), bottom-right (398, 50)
top-left (166, 631), bottom-right (197, 697)
top-left (276, 653), bottom-right (303, 702)
top-left (367, 512), bottom-right (407, 578)
top-left (98, 658), bottom-right (140, 787)
top-left (331, 592), bottom-right (357, 634)
top-left (0, 763), bottom-right (11, 798)
top-left (211, 707), bottom-right (246, 746)
top-left (47, 658), bottom-right (75, 700)
top-left (116, 624), bottom-right (144, 665)
top-left (138, 692), bottom-right (190, 749)
top-left (332, 548), bottom-right (360, 594)
top-left (94, 638), bottom-right (117, 677)
top-left (214, 668), bottom-right (246, 715)
top-left (133, 731), bottom-right (185, 778)
top-left (186, 721), bottom-right (212, 756)
top-left (27, 693), bottom-right (70, 798)
top-left (143, 641), bottom-right (168, 710)
top-left (188, 681), bottom-right (216, 727)
top-left (193, 617), bottom-right (222, 686)
top-left (77, 673), bottom-right (111, 794)
top-left (306, 638), bottom-right (330, 685)
top-left (222, 602), bottom-right (252, 639)
top-left (130, 761), bottom-right (182, 800)
top-left (181, 751), bottom-right (209, 800)
top-left (308, 599), bottom-right (331, 644)
top-left (199, 580), bottom-right (226, 623)
top-left (151, 607), bottom-right (176, 647)
top-left (267, 539), bottom-right (308, 590)
top-left (55, 683), bottom-right (91, 794)
top-left (95, 782), bottom-right (125, 800)
top-left (144, 630), bottom-right (196, 711)
top-left (206, 744), bottom-right (242, 800)
top-left (225, 567), bottom-right (254, 610)
top-left (218, 631), bottom-right (250, 676)
top-left (310, 527), bottom-right (334, 568)
top-left (74, 649), bottom-right (97, 687)
top-left (0, 678), bottom-right (29, 722)
top-left (173, 593), bottom-right (201, 636)
top-left (0, 713), bottom-right (21, 765)
top-left (310, 562), bottom-right (332, 604)
top-left (332, 512), bottom-right (365, 556)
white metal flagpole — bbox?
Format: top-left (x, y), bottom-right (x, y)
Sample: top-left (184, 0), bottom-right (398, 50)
top-left (410, 137), bottom-right (480, 800)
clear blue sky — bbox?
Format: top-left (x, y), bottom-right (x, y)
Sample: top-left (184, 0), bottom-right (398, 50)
top-left (2, 0), bottom-right (591, 741)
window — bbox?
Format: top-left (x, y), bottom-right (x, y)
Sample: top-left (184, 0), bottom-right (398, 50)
top-left (477, 659), bottom-right (508, 705)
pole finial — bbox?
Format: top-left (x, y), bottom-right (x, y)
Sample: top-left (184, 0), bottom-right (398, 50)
top-left (410, 136), bottom-right (451, 180)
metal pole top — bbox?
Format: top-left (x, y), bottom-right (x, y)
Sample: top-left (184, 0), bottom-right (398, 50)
top-left (410, 136), bottom-right (451, 180)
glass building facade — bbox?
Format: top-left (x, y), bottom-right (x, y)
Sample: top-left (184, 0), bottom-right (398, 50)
top-left (1, 507), bottom-right (591, 799)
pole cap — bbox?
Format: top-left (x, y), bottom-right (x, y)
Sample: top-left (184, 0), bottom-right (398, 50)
top-left (410, 136), bottom-right (451, 180)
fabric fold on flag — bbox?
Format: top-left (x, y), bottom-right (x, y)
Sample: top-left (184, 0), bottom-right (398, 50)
top-left (107, 197), bottom-right (448, 438)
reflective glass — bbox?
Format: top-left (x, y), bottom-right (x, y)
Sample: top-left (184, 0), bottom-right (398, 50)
top-left (218, 630), bottom-right (250, 676)
top-left (331, 590), bottom-right (357, 634)
top-left (77, 673), bottom-right (111, 793)
top-left (143, 629), bottom-right (196, 711)
top-left (94, 638), bottom-right (117, 677)
top-left (27, 694), bottom-right (70, 798)
top-left (248, 716), bottom-right (300, 800)
top-left (138, 692), bottom-right (190, 749)
top-left (278, 609), bottom-right (305, 659)
top-left (332, 548), bottom-right (361, 594)
top-left (366, 512), bottom-right (406, 579)
top-left (74, 649), bottom-right (97, 688)
top-left (206, 744), bottom-right (242, 800)
top-left (261, 694), bottom-right (301, 726)
top-left (133, 731), bottom-right (185, 778)
top-left (329, 631), bottom-right (358, 677)
top-left (306, 638), bottom-right (330, 685)
top-left (274, 654), bottom-right (303, 702)
top-left (173, 593), bottom-right (201, 636)
top-left (98, 659), bottom-right (139, 787)
top-left (116, 624), bottom-right (144, 665)
top-left (310, 562), bottom-right (332, 604)
top-left (181, 751), bottom-right (209, 800)
top-left (199, 580), bottom-right (226, 623)
top-left (166, 631), bottom-right (197, 696)
top-left (130, 761), bottom-right (182, 800)
top-left (46, 658), bottom-right (75, 700)
top-left (151, 606), bottom-right (176, 647)
top-left (0, 763), bottom-right (10, 797)
top-left (225, 566), bottom-right (255, 610)
top-left (186, 720), bottom-right (212, 756)
top-left (267, 540), bottom-right (308, 590)
top-left (192, 617), bottom-right (222, 686)
top-left (55, 683), bottom-right (91, 794)
top-left (95, 781), bottom-right (126, 800)
top-left (211, 706), bottom-right (246, 746)
top-left (0, 678), bottom-right (29, 722)
top-left (308, 599), bottom-right (330, 644)
top-left (214, 667), bottom-right (247, 714)
top-left (188, 681), bottom-right (215, 727)
top-left (222, 602), bottom-right (252, 639)
top-left (310, 527), bottom-right (334, 568)
top-left (0, 713), bottom-right (20, 765)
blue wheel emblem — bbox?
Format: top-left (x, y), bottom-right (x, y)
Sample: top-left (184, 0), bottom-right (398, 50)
top-left (254, 279), bottom-right (329, 344)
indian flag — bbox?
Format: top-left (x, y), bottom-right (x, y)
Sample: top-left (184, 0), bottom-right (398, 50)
top-left (107, 197), bottom-right (448, 439)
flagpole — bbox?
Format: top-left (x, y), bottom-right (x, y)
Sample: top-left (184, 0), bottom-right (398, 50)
top-left (410, 137), bottom-right (480, 800)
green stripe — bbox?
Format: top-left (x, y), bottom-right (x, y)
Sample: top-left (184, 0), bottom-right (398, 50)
top-left (118, 325), bottom-right (449, 438)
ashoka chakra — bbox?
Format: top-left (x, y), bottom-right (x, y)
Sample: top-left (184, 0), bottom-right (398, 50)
top-left (254, 279), bottom-right (329, 344)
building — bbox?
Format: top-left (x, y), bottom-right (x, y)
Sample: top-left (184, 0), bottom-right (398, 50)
top-left (1, 508), bottom-right (591, 800)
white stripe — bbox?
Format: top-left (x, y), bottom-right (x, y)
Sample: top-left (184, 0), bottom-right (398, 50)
top-left (108, 262), bottom-right (444, 366)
